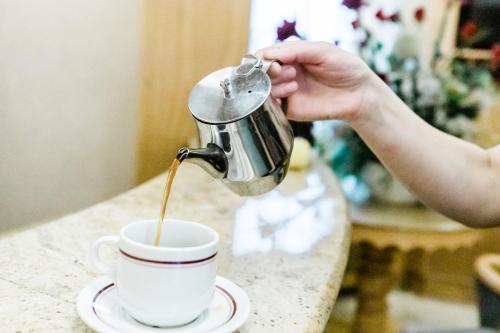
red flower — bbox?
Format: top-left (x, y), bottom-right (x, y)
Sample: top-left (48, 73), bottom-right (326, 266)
top-left (491, 43), bottom-right (500, 71)
top-left (414, 7), bottom-right (425, 22)
top-left (460, 21), bottom-right (478, 40)
top-left (389, 13), bottom-right (400, 22)
top-left (351, 19), bottom-right (360, 29)
top-left (492, 44), bottom-right (500, 80)
top-left (375, 9), bottom-right (385, 21)
top-left (375, 9), bottom-right (399, 22)
top-left (342, 0), bottom-right (364, 10)
top-left (277, 20), bottom-right (301, 41)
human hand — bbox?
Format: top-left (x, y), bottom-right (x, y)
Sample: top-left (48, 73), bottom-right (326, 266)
top-left (257, 41), bottom-right (377, 123)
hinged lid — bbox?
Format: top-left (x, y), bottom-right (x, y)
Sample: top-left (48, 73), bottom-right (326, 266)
top-left (188, 55), bottom-right (272, 124)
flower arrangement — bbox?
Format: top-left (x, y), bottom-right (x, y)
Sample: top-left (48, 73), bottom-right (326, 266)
top-left (276, 0), bottom-right (497, 204)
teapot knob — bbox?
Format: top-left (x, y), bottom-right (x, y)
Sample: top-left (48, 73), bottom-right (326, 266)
top-left (219, 78), bottom-right (233, 99)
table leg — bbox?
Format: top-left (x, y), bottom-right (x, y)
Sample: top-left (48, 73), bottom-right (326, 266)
top-left (402, 248), bottom-right (428, 294)
top-left (352, 243), bottom-right (401, 333)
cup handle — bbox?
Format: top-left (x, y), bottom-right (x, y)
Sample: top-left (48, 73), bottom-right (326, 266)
top-left (90, 235), bottom-right (119, 281)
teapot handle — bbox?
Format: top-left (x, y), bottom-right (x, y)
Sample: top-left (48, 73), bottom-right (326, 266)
top-left (240, 54), bottom-right (279, 74)
top-left (240, 54), bottom-right (287, 114)
top-left (260, 57), bottom-right (288, 114)
top-left (261, 59), bottom-right (278, 73)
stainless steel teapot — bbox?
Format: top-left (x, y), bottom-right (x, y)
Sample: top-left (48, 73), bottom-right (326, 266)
top-left (177, 55), bottom-right (294, 196)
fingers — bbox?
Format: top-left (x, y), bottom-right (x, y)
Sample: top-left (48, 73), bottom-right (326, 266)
top-left (271, 65), bottom-right (296, 84)
top-left (267, 62), bottom-right (281, 77)
top-left (271, 81), bottom-right (298, 98)
top-left (257, 40), bottom-right (333, 65)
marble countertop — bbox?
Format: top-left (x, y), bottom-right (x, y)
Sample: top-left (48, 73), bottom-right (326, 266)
top-left (0, 161), bottom-right (350, 333)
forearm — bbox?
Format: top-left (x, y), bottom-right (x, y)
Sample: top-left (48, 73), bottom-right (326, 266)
top-left (348, 73), bottom-right (500, 227)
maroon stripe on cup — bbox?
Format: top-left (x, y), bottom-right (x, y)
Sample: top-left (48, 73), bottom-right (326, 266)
top-left (119, 249), bottom-right (217, 265)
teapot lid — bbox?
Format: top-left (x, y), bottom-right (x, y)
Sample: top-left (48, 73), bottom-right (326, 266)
top-left (188, 55), bottom-right (272, 124)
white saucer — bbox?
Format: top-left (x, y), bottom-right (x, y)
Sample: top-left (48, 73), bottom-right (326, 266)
top-left (77, 276), bottom-right (250, 333)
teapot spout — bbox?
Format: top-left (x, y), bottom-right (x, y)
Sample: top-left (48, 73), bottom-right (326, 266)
top-left (177, 143), bottom-right (227, 179)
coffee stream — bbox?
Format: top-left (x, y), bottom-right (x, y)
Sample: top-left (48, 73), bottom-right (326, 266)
top-left (154, 157), bottom-right (182, 246)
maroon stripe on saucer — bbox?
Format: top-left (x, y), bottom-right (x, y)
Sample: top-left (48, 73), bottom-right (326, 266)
top-left (119, 249), bottom-right (217, 265)
top-left (216, 285), bottom-right (237, 321)
top-left (92, 282), bottom-right (238, 328)
top-left (92, 283), bottom-right (114, 316)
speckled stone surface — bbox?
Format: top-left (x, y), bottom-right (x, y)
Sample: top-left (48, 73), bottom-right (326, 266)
top-left (0, 161), bottom-right (350, 333)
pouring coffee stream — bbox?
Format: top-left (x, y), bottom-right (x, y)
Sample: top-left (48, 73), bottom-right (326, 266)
top-left (154, 55), bottom-right (294, 245)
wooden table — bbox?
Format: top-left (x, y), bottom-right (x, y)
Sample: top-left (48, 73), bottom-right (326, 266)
top-left (0, 161), bottom-right (350, 332)
top-left (349, 203), bottom-right (481, 333)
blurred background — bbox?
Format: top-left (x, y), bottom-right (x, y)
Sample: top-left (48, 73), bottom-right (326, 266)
top-left (2, 0), bottom-right (499, 232)
top-left (1, 0), bottom-right (499, 332)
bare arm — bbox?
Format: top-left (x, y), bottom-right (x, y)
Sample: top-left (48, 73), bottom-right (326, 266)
top-left (259, 41), bottom-right (500, 228)
top-left (354, 74), bottom-right (500, 228)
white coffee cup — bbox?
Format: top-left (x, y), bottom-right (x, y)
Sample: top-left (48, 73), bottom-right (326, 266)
top-left (90, 219), bottom-right (219, 327)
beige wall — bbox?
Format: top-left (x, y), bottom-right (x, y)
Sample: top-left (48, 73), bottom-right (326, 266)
top-left (0, 0), bottom-right (140, 232)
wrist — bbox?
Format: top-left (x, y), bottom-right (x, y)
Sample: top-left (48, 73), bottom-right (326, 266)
top-left (346, 71), bottom-right (390, 130)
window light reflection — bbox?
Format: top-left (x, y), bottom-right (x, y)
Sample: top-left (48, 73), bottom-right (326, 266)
top-left (232, 170), bottom-right (337, 256)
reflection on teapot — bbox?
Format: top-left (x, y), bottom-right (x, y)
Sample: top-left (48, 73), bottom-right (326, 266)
top-left (177, 55), bottom-right (294, 196)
